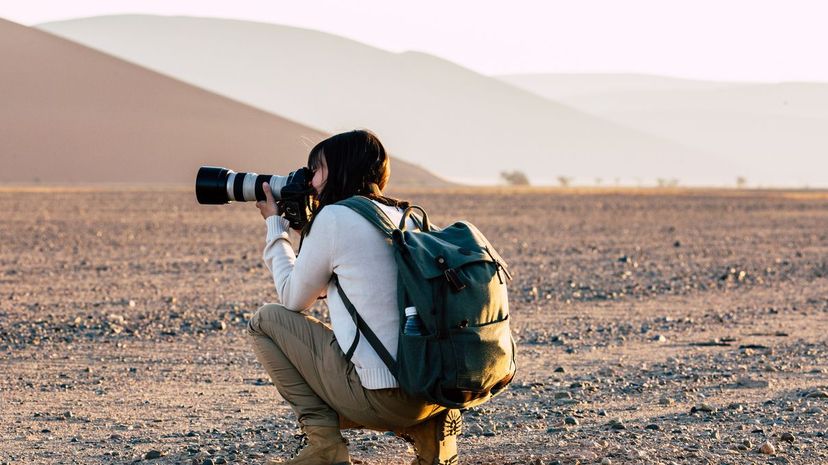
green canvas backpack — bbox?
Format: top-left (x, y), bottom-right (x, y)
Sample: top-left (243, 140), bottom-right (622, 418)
top-left (333, 196), bottom-right (516, 409)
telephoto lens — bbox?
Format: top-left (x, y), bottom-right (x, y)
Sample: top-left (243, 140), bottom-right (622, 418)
top-left (195, 166), bottom-right (315, 230)
top-left (195, 166), bottom-right (308, 204)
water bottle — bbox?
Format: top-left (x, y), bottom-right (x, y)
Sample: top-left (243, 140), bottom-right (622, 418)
top-left (403, 306), bottom-right (424, 336)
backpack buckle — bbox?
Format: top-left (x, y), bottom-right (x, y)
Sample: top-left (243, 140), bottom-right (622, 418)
top-left (444, 268), bottom-right (466, 292)
top-left (436, 256), bottom-right (466, 292)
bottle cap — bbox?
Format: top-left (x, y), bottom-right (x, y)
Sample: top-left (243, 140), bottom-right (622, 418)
top-left (404, 306), bottom-right (417, 317)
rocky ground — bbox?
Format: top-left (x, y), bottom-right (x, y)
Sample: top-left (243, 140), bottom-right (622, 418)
top-left (1, 186), bottom-right (827, 464)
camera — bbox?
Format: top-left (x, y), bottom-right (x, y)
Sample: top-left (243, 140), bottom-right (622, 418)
top-left (195, 166), bottom-right (314, 229)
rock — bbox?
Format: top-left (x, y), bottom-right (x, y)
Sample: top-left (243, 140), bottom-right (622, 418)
top-left (691, 403), bottom-right (715, 413)
top-left (554, 391), bottom-right (572, 400)
top-left (645, 424), bottom-right (661, 431)
top-left (736, 377), bottom-right (770, 388)
top-left (758, 441), bottom-right (776, 455)
top-left (210, 320), bottom-right (226, 331)
top-left (466, 423), bottom-right (484, 435)
top-left (608, 419), bottom-right (626, 430)
top-left (144, 450), bottom-right (162, 459)
top-left (201, 459), bottom-right (214, 465)
top-left (653, 334), bottom-right (667, 342)
top-left (806, 390), bottom-right (828, 399)
top-left (579, 452), bottom-right (598, 461)
top-left (564, 416), bottom-right (579, 425)
top-left (780, 432), bottom-right (795, 443)
top-left (553, 366), bottom-right (566, 373)
top-left (601, 458), bottom-right (612, 465)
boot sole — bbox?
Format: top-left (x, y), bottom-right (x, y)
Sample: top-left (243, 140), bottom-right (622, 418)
top-left (439, 409), bottom-right (463, 440)
top-left (435, 409), bottom-right (461, 465)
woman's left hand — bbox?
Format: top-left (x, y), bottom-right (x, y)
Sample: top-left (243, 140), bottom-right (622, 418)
top-left (256, 182), bottom-right (280, 219)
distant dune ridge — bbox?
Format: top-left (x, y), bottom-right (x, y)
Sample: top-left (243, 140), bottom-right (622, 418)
top-left (498, 74), bottom-right (828, 187)
top-left (37, 15), bottom-right (734, 186)
top-left (0, 18), bottom-right (446, 186)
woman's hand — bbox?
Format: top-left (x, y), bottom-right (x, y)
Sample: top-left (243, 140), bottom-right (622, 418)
top-left (256, 182), bottom-right (280, 220)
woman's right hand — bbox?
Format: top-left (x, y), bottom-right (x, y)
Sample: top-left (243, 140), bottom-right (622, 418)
top-left (256, 182), bottom-right (281, 220)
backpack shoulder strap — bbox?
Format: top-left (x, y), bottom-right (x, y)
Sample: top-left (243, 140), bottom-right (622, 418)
top-left (332, 274), bottom-right (398, 373)
top-left (335, 196), bottom-right (396, 237)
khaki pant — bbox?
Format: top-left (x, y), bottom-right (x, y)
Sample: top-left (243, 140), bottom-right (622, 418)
top-left (247, 304), bottom-right (444, 431)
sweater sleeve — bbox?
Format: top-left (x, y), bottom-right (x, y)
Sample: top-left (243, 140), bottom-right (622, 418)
top-left (262, 211), bottom-right (337, 311)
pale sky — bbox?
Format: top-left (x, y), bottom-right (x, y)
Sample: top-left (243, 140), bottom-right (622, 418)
top-left (2, 0), bottom-right (828, 82)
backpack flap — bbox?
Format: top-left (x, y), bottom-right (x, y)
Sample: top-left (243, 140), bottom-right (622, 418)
top-left (400, 221), bottom-right (511, 285)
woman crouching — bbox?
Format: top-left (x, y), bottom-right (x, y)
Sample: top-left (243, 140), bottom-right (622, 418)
top-left (247, 130), bottom-right (459, 465)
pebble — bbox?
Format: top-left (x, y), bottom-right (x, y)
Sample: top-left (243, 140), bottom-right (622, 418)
top-left (564, 416), bottom-right (579, 425)
top-left (653, 334), bottom-right (667, 342)
top-left (780, 432), bottom-right (795, 442)
top-left (601, 458), bottom-right (612, 465)
top-left (645, 424), bottom-right (661, 431)
top-left (691, 403), bottom-right (715, 413)
top-left (608, 419), bottom-right (626, 430)
top-left (553, 366), bottom-right (566, 373)
top-left (736, 377), bottom-right (769, 388)
top-left (758, 441), bottom-right (776, 455)
top-left (144, 450), bottom-right (162, 459)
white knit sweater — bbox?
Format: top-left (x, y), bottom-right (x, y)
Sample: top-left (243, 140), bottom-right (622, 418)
top-left (263, 200), bottom-right (413, 389)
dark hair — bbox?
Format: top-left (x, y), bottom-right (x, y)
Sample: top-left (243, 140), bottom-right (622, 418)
top-left (302, 130), bottom-right (408, 238)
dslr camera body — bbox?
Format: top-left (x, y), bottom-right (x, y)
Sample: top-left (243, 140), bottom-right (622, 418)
top-left (195, 166), bottom-right (314, 229)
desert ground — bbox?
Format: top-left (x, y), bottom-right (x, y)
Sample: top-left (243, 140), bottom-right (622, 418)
top-left (1, 187), bottom-right (827, 465)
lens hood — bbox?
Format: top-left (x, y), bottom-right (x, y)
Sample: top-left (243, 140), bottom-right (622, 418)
top-left (195, 166), bottom-right (231, 204)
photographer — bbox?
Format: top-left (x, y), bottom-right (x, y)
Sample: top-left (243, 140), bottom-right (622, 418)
top-left (247, 130), bottom-right (456, 465)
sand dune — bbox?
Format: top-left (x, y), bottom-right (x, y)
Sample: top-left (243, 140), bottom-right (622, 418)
top-left (38, 15), bottom-right (725, 185)
top-left (496, 73), bottom-right (738, 100)
top-left (0, 18), bottom-right (446, 187)
top-left (498, 74), bottom-right (828, 187)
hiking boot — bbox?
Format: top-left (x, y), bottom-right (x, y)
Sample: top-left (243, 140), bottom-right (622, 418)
top-left (398, 409), bottom-right (462, 465)
top-left (268, 425), bottom-right (351, 465)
